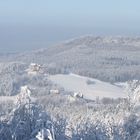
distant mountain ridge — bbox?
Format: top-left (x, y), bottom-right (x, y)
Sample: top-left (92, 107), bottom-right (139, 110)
top-left (1, 35), bottom-right (140, 82)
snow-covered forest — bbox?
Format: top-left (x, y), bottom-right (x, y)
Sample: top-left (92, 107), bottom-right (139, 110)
top-left (0, 37), bottom-right (140, 139)
top-left (1, 77), bottom-right (140, 140)
top-left (1, 36), bottom-right (140, 82)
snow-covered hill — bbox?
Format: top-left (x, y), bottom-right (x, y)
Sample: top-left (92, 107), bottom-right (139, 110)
top-left (49, 73), bottom-right (126, 99)
top-left (1, 36), bottom-right (140, 82)
top-left (1, 36), bottom-right (140, 139)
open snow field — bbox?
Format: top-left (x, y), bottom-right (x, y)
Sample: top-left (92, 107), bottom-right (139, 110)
top-left (49, 73), bottom-right (126, 100)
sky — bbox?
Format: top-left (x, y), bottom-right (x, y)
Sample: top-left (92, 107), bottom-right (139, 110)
top-left (0, 0), bottom-right (140, 53)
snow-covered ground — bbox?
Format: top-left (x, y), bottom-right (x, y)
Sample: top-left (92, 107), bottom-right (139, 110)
top-left (49, 73), bottom-right (126, 100)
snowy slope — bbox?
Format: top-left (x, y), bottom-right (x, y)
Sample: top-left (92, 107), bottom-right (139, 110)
top-left (49, 73), bottom-right (126, 100)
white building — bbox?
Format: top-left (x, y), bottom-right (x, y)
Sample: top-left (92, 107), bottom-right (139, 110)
top-left (49, 89), bottom-right (59, 94)
top-left (73, 92), bottom-right (83, 98)
top-left (26, 63), bottom-right (41, 75)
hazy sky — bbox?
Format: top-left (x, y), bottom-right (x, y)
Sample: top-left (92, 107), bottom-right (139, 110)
top-left (0, 0), bottom-right (140, 52)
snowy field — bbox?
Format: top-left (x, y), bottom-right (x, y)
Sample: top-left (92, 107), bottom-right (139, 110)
top-left (49, 73), bottom-right (126, 100)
